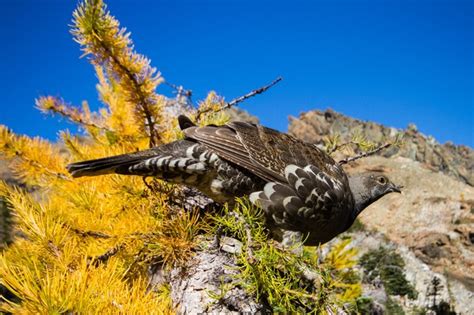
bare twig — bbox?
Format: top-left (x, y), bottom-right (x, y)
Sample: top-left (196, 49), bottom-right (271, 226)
top-left (48, 241), bottom-right (62, 258)
top-left (142, 177), bottom-right (156, 192)
top-left (164, 81), bottom-right (193, 99)
top-left (338, 142), bottom-right (393, 165)
top-left (229, 211), bottom-right (255, 262)
top-left (212, 225), bottom-right (224, 249)
top-left (226, 77), bottom-right (282, 109)
top-left (195, 76), bottom-right (283, 121)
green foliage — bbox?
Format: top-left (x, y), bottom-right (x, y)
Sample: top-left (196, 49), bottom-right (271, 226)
top-left (359, 247), bottom-right (417, 299)
top-left (210, 199), bottom-right (363, 314)
top-left (425, 277), bottom-right (457, 315)
top-left (411, 306), bottom-right (428, 315)
top-left (353, 296), bottom-right (374, 314)
top-left (385, 297), bottom-right (405, 315)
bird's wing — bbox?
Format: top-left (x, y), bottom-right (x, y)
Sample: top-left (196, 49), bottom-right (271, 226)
top-left (183, 123), bottom-right (273, 179)
top-left (183, 121), bottom-right (346, 184)
top-left (249, 164), bottom-right (353, 232)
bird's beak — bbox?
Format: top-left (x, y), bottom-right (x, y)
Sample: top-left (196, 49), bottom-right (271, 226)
top-left (389, 183), bottom-right (403, 193)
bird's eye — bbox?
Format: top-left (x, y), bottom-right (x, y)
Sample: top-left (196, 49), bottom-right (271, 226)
top-left (377, 176), bottom-right (387, 185)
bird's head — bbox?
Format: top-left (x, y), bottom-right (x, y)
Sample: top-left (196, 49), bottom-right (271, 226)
top-left (348, 172), bottom-right (402, 217)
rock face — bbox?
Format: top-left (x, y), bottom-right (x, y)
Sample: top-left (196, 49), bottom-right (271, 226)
top-left (346, 156), bottom-right (473, 313)
top-left (289, 109), bottom-right (473, 314)
top-left (288, 109), bottom-right (473, 186)
top-left (349, 231), bottom-right (473, 314)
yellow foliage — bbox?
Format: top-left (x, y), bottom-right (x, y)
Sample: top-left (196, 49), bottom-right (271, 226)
top-left (36, 96), bottom-right (105, 132)
top-left (322, 237), bottom-right (358, 270)
top-left (0, 125), bottom-right (69, 186)
top-left (0, 0), bottom-right (363, 313)
top-left (0, 252), bottom-right (167, 314)
top-left (95, 65), bottom-right (142, 141)
top-left (0, 0), bottom-right (225, 312)
top-left (320, 238), bottom-right (362, 306)
top-left (71, 0), bottom-right (166, 147)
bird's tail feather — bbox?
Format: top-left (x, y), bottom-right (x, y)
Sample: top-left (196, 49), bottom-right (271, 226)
top-left (67, 151), bottom-right (157, 178)
top-left (68, 117), bottom-right (199, 178)
top-left (67, 142), bottom-right (186, 178)
top-left (66, 140), bottom-right (203, 178)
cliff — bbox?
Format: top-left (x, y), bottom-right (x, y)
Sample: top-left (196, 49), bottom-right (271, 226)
top-left (289, 109), bottom-right (473, 313)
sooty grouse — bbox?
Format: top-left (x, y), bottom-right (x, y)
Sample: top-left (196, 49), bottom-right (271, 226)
top-left (67, 115), bottom-right (401, 246)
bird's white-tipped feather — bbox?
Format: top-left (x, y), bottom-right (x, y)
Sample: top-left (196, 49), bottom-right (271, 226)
top-left (284, 164), bottom-right (299, 180)
top-left (263, 182), bottom-right (277, 198)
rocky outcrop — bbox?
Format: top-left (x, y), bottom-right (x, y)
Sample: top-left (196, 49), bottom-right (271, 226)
top-left (288, 109), bottom-right (473, 186)
top-left (344, 156), bottom-right (473, 313)
top-left (288, 109), bottom-right (473, 313)
top-left (166, 238), bottom-right (266, 314)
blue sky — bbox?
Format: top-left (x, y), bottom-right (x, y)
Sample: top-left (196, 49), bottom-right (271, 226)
top-left (0, 0), bottom-right (473, 146)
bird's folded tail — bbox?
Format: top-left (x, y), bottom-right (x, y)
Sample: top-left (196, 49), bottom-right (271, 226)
top-left (68, 116), bottom-right (198, 178)
top-left (67, 148), bottom-right (163, 178)
top-left (66, 139), bottom-right (214, 179)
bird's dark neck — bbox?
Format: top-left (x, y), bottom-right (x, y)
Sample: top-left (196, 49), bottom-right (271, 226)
top-left (348, 175), bottom-right (372, 218)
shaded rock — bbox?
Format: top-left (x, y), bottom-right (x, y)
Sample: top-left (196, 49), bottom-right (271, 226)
top-left (409, 232), bottom-right (454, 263)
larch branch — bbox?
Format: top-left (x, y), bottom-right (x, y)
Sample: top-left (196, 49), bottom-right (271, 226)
top-left (97, 41), bottom-right (161, 147)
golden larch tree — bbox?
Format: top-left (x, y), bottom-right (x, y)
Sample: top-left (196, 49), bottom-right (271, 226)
top-left (0, 0), bottom-right (364, 313)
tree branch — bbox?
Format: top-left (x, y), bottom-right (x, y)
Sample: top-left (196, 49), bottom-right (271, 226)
top-left (196, 76), bottom-right (283, 121)
top-left (338, 142), bottom-right (393, 165)
top-left (97, 41), bottom-right (161, 147)
top-left (36, 96), bottom-right (109, 131)
top-left (164, 81), bottom-right (193, 99)
top-left (15, 152), bottom-right (71, 181)
top-left (69, 226), bottom-right (112, 239)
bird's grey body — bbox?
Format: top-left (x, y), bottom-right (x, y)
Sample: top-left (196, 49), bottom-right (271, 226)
top-left (67, 116), bottom-right (401, 246)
